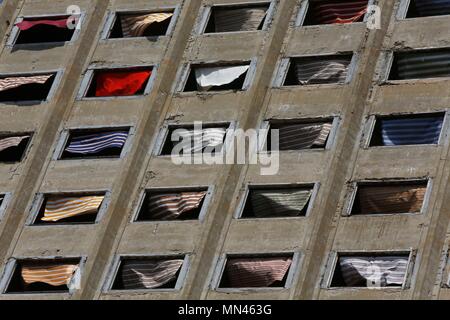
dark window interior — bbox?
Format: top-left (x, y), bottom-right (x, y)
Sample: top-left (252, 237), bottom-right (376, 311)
top-left (267, 121), bottom-right (332, 151)
top-left (33, 194), bottom-right (104, 225)
top-left (370, 113), bottom-right (444, 147)
top-left (283, 55), bottom-right (352, 86)
top-left (405, 1), bottom-right (420, 18)
top-left (160, 125), bottom-right (228, 156)
top-left (109, 12), bottom-right (173, 38)
top-left (0, 195), bottom-right (4, 207)
top-left (388, 53), bottom-right (402, 80)
top-left (350, 181), bottom-right (428, 215)
top-left (85, 67), bottom-right (152, 97)
top-left (219, 256), bottom-right (292, 288)
top-left (112, 258), bottom-right (182, 290)
top-left (15, 17), bottom-right (75, 45)
top-left (330, 253), bottom-right (409, 288)
top-left (183, 64), bottom-right (249, 92)
top-left (302, 0), bottom-right (367, 26)
top-left (6, 259), bottom-right (79, 293)
top-left (405, 0), bottom-right (450, 18)
top-left (136, 190), bottom-right (206, 221)
top-left (60, 128), bottom-right (129, 160)
top-left (204, 4), bottom-right (269, 33)
top-left (0, 135), bottom-right (31, 163)
top-left (0, 74), bottom-right (55, 103)
top-left (241, 187), bottom-right (312, 218)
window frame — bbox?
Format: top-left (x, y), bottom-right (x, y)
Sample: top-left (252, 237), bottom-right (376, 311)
top-left (234, 183), bottom-right (320, 220)
top-left (342, 178), bottom-right (433, 217)
top-left (322, 249), bottom-right (417, 290)
top-left (100, 6), bottom-right (181, 40)
top-left (362, 112), bottom-right (449, 149)
top-left (0, 192), bottom-right (12, 221)
top-left (272, 52), bottom-right (358, 88)
top-left (295, 0), bottom-right (376, 27)
top-left (174, 58), bottom-right (258, 93)
top-left (380, 47), bottom-right (450, 84)
top-left (153, 121), bottom-right (237, 157)
top-left (102, 254), bottom-right (190, 293)
top-left (26, 190), bottom-right (112, 226)
top-left (7, 12), bottom-right (85, 47)
top-left (258, 116), bottom-right (340, 153)
top-left (0, 70), bottom-right (63, 106)
top-left (0, 131), bottom-right (34, 164)
top-left (210, 251), bottom-right (301, 292)
top-left (53, 125), bottom-right (135, 161)
top-left (196, 0), bottom-right (276, 35)
top-left (0, 256), bottom-right (87, 295)
top-left (132, 185), bottom-right (215, 223)
top-left (76, 64), bottom-right (158, 100)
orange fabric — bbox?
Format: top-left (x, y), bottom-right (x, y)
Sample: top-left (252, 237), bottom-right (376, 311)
top-left (95, 70), bottom-right (151, 97)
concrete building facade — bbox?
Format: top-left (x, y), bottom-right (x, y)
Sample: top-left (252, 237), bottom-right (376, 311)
top-left (0, 0), bottom-right (448, 300)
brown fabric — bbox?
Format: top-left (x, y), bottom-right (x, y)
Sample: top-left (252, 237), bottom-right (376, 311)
top-left (358, 184), bottom-right (426, 214)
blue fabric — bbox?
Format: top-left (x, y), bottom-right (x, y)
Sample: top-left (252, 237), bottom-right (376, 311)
top-left (414, 0), bottom-right (450, 16)
top-left (65, 131), bottom-right (128, 154)
top-left (381, 117), bottom-right (443, 146)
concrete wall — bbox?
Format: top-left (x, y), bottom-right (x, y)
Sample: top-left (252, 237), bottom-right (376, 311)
top-left (0, 0), bottom-right (448, 300)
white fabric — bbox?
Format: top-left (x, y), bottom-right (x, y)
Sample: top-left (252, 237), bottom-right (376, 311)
top-left (195, 65), bottom-right (250, 90)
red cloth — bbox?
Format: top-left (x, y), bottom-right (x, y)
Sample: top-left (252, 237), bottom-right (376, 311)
top-left (95, 70), bottom-right (152, 97)
top-left (16, 18), bottom-right (69, 31)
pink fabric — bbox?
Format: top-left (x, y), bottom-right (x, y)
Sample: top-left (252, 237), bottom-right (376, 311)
top-left (16, 18), bottom-right (68, 31)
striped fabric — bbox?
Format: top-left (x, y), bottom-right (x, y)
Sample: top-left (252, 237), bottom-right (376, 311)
top-left (120, 13), bottom-right (173, 37)
top-left (214, 7), bottom-right (267, 32)
top-left (65, 131), bottom-right (128, 155)
top-left (339, 256), bottom-right (408, 287)
top-left (16, 18), bottom-right (68, 31)
top-left (41, 195), bottom-right (104, 222)
top-left (147, 191), bottom-right (207, 220)
top-left (121, 259), bottom-right (183, 290)
top-left (380, 117), bottom-right (443, 146)
top-left (357, 184), bottom-right (426, 214)
top-left (396, 50), bottom-right (450, 80)
top-left (311, 1), bottom-right (368, 24)
top-left (0, 135), bottom-right (29, 153)
top-left (250, 189), bottom-right (312, 217)
top-left (225, 257), bottom-right (292, 288)
top-left (21, 263), bottom-right (78, 287)
top-left (294, 58), bottom-right (351, 85)
top-left (176, 128), bottom-right (226, 153)
top-left (195, 65), bottom-right (250, 91)
top-left (414, 0), bottom-right (450, 17)
top-left (0, 74), bottom-right (52, 93)
top-left (277, 122), bottom-right (332, 150)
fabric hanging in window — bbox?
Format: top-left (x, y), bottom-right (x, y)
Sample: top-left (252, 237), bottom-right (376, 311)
top-left (65, 131), bottom-right (128, 155)
top-left (0, 75), bottom-right (52, 93)
top-left (278, 122), bottom-right (332, 150)
top-left (120, 12), bottom-right (173, 37)
top-left (380, 117), bottom-right (443, 146)
top-left (312, 1), bottom-right (368, 24)
top-left (414, 0), bottom-right (450, 17)
top-left (147, 191), bottom-right (207, 220)
top-left (339, 256), bottom-right (408, 287)
top-left (16, 18), bottom-right (69, 31)
top-left (294, 58), bottom-right (350, 85)
top-left (357, 184), bottom-right (426, 214)
top-left (121, 259), bottom-right (183, 289)
top-left (176, 128), bottom-right (226, 153)
top-left (396, 50), bottom-right (450, 80)
top-left (225, 257), bottom-right (292, 287)
top-left (21, 263), bottom-right (78, 287)
top-left (41, 195), bottom-right (104, 222)
top-left (0, 135), bottom-right (29, 153)
top-left (250, 189), bottom-right (312, 217)
top-left (195, 65), bottom-right (249, 91)
top-left (95, 70), bottom-right (151, 97)
top-left (214, 7), bottom-right (267, 32)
